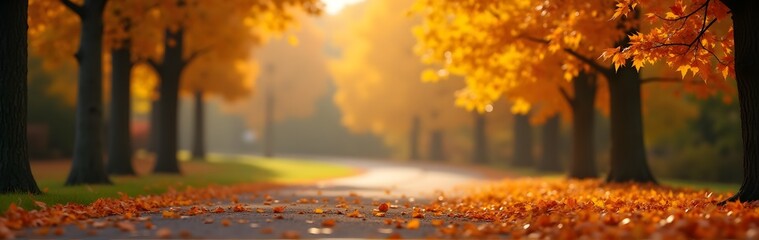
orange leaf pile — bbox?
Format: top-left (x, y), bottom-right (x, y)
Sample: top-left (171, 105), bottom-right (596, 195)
top-left (417, 179), bottom-right (756, 239)
top-left (0, 183), bottom-right (280, 238)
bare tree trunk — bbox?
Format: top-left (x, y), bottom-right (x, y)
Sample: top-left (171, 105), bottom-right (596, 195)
top-left (472, 113), bottom-right (488, 164)
top-left (0, 0), bottom-right (41, 193)
top-left (428, 130), bottom-right (445, 161)
top-left (152, 28), bottom-right (183, 174)
top-left (723, 0), bottom-right (759, 202)
top-left (568, 72), bottom-right (598, 179)
top-left (409, 116), bottom-right (421, 160)
top-left (191, 90), bottom-right (206, 160)
top-left (538, 115), bottom-right (561, 172)
top-left (606, 64), bottom-right (656, 183)
top-left (512, 113), bottom-right (534, 167)
top-left (107, 43), bottom-right (135, 175)
top-left (148, 99), bottom-right (159, 152)
top-left (64, 0), bottom-right (111, 185)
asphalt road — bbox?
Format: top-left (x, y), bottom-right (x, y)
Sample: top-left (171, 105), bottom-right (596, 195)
top-left (22, 157), bottom-right (498, 239)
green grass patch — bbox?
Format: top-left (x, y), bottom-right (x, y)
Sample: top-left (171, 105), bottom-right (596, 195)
top-left (1, 154), bottom-right (355, 212)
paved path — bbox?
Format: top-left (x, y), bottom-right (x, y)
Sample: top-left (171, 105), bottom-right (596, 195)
top-left (25, 157), bottom-right (499, 239)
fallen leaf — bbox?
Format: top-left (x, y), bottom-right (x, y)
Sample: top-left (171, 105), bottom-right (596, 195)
top-left (156, 228), bottom-right (172, 238)
top-left (260, 227), bottom-right (273, 234)
top-left (282, 230), bottom-right (300, 239)
top-left (273, 206), bottom-right (286, 213)
top-left (213, 207), bottom-right (225, 213)
top-left (378, 203), bottom-right (390, 212)
top-left (322, 219), bottom-right (336, 228)
top-left (406, 219), bottom-right (420, 229)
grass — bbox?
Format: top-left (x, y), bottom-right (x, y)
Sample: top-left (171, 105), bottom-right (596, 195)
top-left (0, 152), bottom-right (355, 212)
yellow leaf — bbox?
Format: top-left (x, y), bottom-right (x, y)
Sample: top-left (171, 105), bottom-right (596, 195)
top-left (406, 219), bottom-right (420, 229)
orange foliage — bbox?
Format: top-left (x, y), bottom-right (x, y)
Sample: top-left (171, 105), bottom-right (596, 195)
top-left (606, 0), bottom-right (735, 83)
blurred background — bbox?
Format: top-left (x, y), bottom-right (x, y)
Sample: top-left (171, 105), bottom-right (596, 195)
top-left (25, 0), bottom-right (741, 184)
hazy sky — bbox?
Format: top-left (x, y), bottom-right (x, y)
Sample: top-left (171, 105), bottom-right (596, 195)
top-left (323, 0), bottom-right (365, 14)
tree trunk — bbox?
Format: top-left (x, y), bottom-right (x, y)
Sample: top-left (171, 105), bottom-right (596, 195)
top-left (538, 115), bottom-right (561, 172)
top-left (107, 44), bottom-right (135, 175)
top-left (65, 0), bottom-right (111, 185)
top-left (191, 90), bottom-right (206, 160)
top-left (153, 28), bottom-right (184, 174)
top-left (428, 130), bottom-right (445, 161)
top-left (148, 99), bottom-right (159, 152)
top-left (472, 113), bottom-right (488, 164)
top-left (409, 116), bottom-right (421, 160)
top-left (263, 86), bottom-right (275, 158)
top-left (605, 64), bottom-right (656, 183)
top-left (0, 0), bottom-right (41, 194)
top-left (568, 72), bottom-right (598, 179)
top-left (513, 113), bottom-right (534, 167)
top-left (724, 1), bottom-right (759, 202)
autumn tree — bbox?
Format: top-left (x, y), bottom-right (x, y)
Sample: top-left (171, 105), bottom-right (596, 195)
top-left (331, 0), bottom-right (477, 162)
top-left (413, 0), bottom-right (603, 177)
top-left (412, 0), bottom-right (726, 181)
top-left (607, 0), bottom-right (757, 201)
top-left (0, 0), bottom-right (42, 194)
top-left (139, 1), bottom-right (321, 172)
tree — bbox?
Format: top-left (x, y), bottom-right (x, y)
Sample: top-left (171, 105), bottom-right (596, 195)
top-left (512, 113), bottom-right (534, 167)
top-left (104, 3), bottom-right (138, 174)
top-left (607, 0), bottom-right (756, 201)
top-left (141, 0), bottom-right (321, 172)
top-left (58, 0), bottom-right (112, 185)
top-left (412, 0), bottom-right (603, 177)
top-left (412, 0), bottom-right (725, 182)
top-left (0, 0), bottom-right (42, 194)
top-left (538, 115), bottom-right (562, 172)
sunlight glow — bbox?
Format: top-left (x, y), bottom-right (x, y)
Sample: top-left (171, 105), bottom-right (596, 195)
top-left (323, 0), bottom-right (365, 15)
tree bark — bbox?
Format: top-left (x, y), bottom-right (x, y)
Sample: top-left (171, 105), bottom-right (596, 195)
top-left (538, 115), bottom-right (561, 172)
top-left (191, 90), bottom-right (206, 160)
top-left (409, 116), bottom-right (421, 160)
top-left (724, 0), bottom-right (759, 202)
top-left (148, 99), bottom-right (159, 152)
top-left (472, 113), bottom-right (488, 164)
top-left (263, 85), bottom-right (275, 158)
top-left (428, 130), bottom-right (445, 161)
top-left (568, 72), bottom-right (598, 179)
top-left (605, 64), bottom-right (656, 183)
top-left (0, 0), bottom-right (41, 194)
top-left (107, 43), bottom-right (135, 175)
top-left (512, 113), bottom-right (534, 167)
top-left (152, 28), bottom-right (183, 174)
top-left (65, 0), bottom-right (111, 185)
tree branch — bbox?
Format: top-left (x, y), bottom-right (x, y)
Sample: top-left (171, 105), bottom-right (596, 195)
top-left (146, 58), bottom-right (160, 71)
top-left (558, 86), bottom-right (574, 107)
top-left (182, 46), bottom-right (212, 69)
top-left (518, 34), bottom-right (614, 78)
top-left (641, 77), bottom-right (704, 84)
top-left (59, 0), bottom-right (83, 17)
top-left (640, 77), bottom-right (681, 84)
